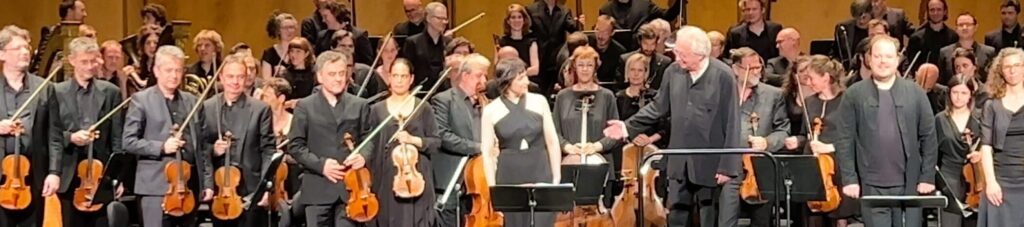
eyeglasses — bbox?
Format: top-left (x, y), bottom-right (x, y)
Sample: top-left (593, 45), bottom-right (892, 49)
top-left (431, 15), bottom-right (449, 22)
top-left (1003, 63), bottom-right (1024, 70)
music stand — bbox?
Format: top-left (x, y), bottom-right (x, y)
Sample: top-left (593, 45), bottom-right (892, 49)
top-left (246, 152), bottom-right (287, 211)
top-left (491, 184), bottom-right (574, 227)
top-left (810, 39), bottom-right (835, 56)
top-left (751, 155), bottom-right (825, 223)
top-left (861, 195), bottom-right (948, 227)
top-left (935, 167), bottom-right (972, 217)
top-left (560, 164), bottom-right (611, 206)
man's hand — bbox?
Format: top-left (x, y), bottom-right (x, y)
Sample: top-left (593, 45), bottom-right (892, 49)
top-left (202, 188), bottom-right (214, 202)
top-left (115, 183), bottom-right (125, 199)
top-left (0, 119), bottom-right (16, 135)
top-left (748, 136), bottom-right (767, 150)
top-left (343, 154), bottom-right (367, 171)
top-left (842, 184), bottom-right (861, 199)
top-left (213, 138), bottom-right (229, 157)
top-left (257, 192), bottom-right (270, 207)
top-left (784, 136), bottom-right (799, 150)
top-left (42, 174), bottom-right (60, 197)
top-left (163, 137), bottom-right (185, 154)
top-left (323, 158), bottom-right (347, 183)
top-left (633, 134), bottom-right (651, 146)
top-left (715, 174), bottom-right (731, 185)
top-left (917, 183), bottom-right (935, 194)
top-left (603, 120), bottom-right (628, 140)
top-left (70, 130), bottom-right (95, 146)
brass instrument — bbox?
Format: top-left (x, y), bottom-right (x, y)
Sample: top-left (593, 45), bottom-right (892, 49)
top-left (30, 21), bottom-right (80, 82)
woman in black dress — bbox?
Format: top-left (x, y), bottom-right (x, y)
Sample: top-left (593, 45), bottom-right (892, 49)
top-left (280, 38), bottom-right (316, 101)
top-left (801, 55), bottom-right (856, 227)
top-left (978, 48), bottom-right (1024, 226)
top-left (498, 4), bottom-right (540, 77)
top-left (367, 59), bottom-right (440, 227)
top-left (781, 57), bottom-right (815, 154)
top-left (122, 24), bottom-right (162, 91)
top-left (934, 76), bottom-right (981, 227)
top-left (481, 58), bottom-right (562, 227)
top-left (553, 46), bottom-right (619, 163)
top-left (262, 12), bottom-right (299, 78)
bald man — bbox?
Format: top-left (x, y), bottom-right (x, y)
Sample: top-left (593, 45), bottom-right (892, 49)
top-left (764, 28), bottom-right (802, 87)
top-left (915, 63), bottom-right (947, 114)
top-left (495, 46), bottom-right (520, 63)
top-left (394, 0), bottom-right (426, 36)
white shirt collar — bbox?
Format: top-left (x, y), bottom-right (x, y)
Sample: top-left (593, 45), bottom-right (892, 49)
top-left (690, 58), bottom-right (711, 82)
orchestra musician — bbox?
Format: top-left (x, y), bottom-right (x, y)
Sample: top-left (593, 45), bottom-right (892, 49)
top-left (977, 47), bottom-right (1024, 226)
top-left (393, 0), bottom-right (426, 37)
top-left (261, 12), bottom-right (300, 79)
top-left (527, 0), bottom-right (583, 95)
top-left (201, 54), bottom-right (276, 226)
top-left (497, 4), bottom-right (540, 77)
top-left (122, 25), bottom-right (162, 89)
top-left (835, 35), bottom-right (938, 227)
top-left (287, 51), bottom-right (372, 227)
top-left (619, 23), bottom-right (672, 91)
top-left (98, 40), bottom-right (132, 99)
top-left (313, 1), bottom-right (373, 64)
top-left (724, 0), bottom-right (784, 60)
top-left (553, 46), bottom-right (620, 164)
top-left (187, 30), bottom-right (224, 79)
top-left (402, 2), bottom-right (451, 91)
top-left (50, 37), bottom-right (124, 227)
top-left (950, 48), bottom-right (990, 111)
top-left (257, 77), bottom-right (301, 226)
top-left (606, 26), bottom-right (742, 227)
top-left (429, 53), bottom-right (490, 227)
top-left (29, 0), bottom-right (87, 74)
top-left (937, 12), bottom-right (996, 84)
top-left (0, 25), bottom-right (61, 227)
top-left (280, 38), bottom-right (317, 101)
top-left (934, 76), bottom-right (981, 227)
top-left (983, 0), bottom-right (1023, 51)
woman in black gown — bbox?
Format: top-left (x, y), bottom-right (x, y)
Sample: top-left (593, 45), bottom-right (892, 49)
top-left (801, 55), bottom-right (856, 227)
top-left (978, 48), bottom-right (1024, 226)
top-left (481, 58), bottom-right (562, 227)
top-left (497, 3), bottom-right (540, 77)
top-left (367, 59), bottom-right (440, 227)
top-left (934, 76), bottom-right (981, 227)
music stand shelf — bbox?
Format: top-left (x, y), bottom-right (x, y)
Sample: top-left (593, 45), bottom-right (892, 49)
top-left (491, 184), bottom-right (574, 227)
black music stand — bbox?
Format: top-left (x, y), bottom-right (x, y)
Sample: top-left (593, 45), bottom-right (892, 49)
top-left (247, 152), bottom-right (286, 211)
top-left (751, 155), bottom-right (825, 223)
top-left (810, 39), bottom-right (835, 56)
top-left (491, 184), bottom-right (575, 227)
top-left (861, 195), bottom-right (948, 227)
top-left (935, 168), bottom-right (973, 217)
top-left (560, 164), bottom-right (611, 206)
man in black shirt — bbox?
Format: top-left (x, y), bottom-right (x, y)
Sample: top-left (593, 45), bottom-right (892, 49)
top-left (597, 0), bottom-right (682, 31)
top-left (725, 0), bottom-right (783, 60)
top-left (836, 35), bottom-right (937, 227)
top-left (403, 2), bottom-right (451, 91)
top-left (590, 15), bottom-right (627, 90)
top-left (528, 0), bottom-right (582, 95)
top-left (765, 28), bottom-right (802, 87)
top-left (984, 0), bottom-right (1023, 51)
top-left (393, 0), bottom-right (426, 37)
top-left (833, 0), bottom-right (872, 69)
top-left (903, 0), bottom-right (957, 74)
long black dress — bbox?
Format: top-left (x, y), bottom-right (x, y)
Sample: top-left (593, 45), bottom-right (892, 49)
top-left (934, 110), bottom-right (981, 227)
top-left (804, 93), bottom-right (860, 219)
top-left (367, 98), bottom-right (441, 227)
top-left (494, 95), bottom-right (555, 227)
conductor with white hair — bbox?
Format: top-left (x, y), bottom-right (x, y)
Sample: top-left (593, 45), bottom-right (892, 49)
top-left (605, 25), bottom-right (742, 226)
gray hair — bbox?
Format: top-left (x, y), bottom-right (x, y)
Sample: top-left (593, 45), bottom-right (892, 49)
top-left (453, 53), bottom-right (490, 83)
top-left (0, 25), bottom-right (30, 49)
top-left (155, 45), bottom-right (186, 66)
top-left (67, 37), bottom-right (99, 57)
top-left (676, 25), bottom-right (712, 57)
top-left (315, 50), bottom-right (349, 72)
top-left (494, 58), bottom-right (527, 92)
top-left (425, 2), bottom-right (446, 17)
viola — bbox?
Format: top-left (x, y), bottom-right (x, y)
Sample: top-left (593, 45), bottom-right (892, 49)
top-left (0, 121), bottom-right (31, 210)
top-left (343, 133), bottom-right (379, 223)
top-left (163, 124), bottom-right (195, 217)
top-left (740, 113), bottom-right (767, 204)
top-left (212, 132), bottom-right (243, 220)
top-left (73, 130), bottom-right (104, 212)
top-left (269, 132), bottom-right (290, 212)
top-left (961, 128), bottom-right (984, 209)
top-left (392, 115), bottom-right (425, 198)
top-left (806, 118), bottom-right (841, 212)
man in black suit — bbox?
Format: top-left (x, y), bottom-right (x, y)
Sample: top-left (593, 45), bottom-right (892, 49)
top-left (619, 23), bottom-right (671, 90)
top-left (590, 15), bottom-right (628, 90)
top-left (607, 26), bottom-right (742, 226)
top-left (202, 54), bottom-right (275, 226)
top-left (836, 35), bottom-right (937, 227)
top-left (393, 0), bottom-right (426, 37)
top-left (528, 0), bottom-right (582, 95)
top-left (300, 0), bottom-right (330, 47)
top-left (725, 0), bottom-right (784, 60)
top-left (122, 45), bottom-right (214, 227)
top-left (403, 2), bottom-right (452, 91)
top-left (833, 0), bottom-right (873, 69)
top-left (869, 0), bottom-right (915, 43)
top-left (597, 0), bottom-right (682, 31)
top-left (430, 53), bottom-right (490, 227)
top-left (50, 37), bottom-right (123, 227)
top-left (30, 0), bottom-right (87, 74)
top-left (938, 12), bottom-right (996, 84)
top-left (765, 28), bottom-right (802, 87)
top-left (984, 0), bottom-right (1022, 51)
top-left (288, 51), bottom-right (372, 227)
top-left (903, 0), bottom-right (957, 74)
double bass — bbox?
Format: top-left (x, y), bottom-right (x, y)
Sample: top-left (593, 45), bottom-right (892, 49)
top-left (343, 133), bottom-right (379, 223)
top-left (392, 114), bottom-right (426, 198)
top-left (73, 98), bottom-right (134, 212)
top-left (806, 118), bottom-right (841, 212)
top-left (464, 94), bottom-right (504, 227)
top-left (610, 143), bottom-right (664, 227)
top-left (0, 64), bottom-right (62, 210)
top-left (961, 128), bottom-right (984, 209)
top-left (211, 131), bottom-right (243, 220)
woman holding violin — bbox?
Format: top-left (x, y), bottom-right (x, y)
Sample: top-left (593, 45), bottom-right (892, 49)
top-left (800, 55), bottom-right (855, 227)
top-left (934, 76), bottom-right (981, 227)
top-left (366, 59), bottom-right (440, 227)
top-left (977, 48), bottom-right (1024, 226)
top-left (481, 58), bottom-right (562, 227)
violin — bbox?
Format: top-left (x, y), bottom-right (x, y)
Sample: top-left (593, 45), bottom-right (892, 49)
top-left (269, 131), bottom-right (290, 212)
top-left (0, 120), bottom-right (31, 210)
top-left (562, 95), bottom-right (607, 165)
top-left (464, 133), bottom-right (504, 227)
top-left (212, 131), bottom-right (243, 220)
top-left (740, 113), bottom-right (767, 204)
top-left (392, 114), bottom-right (426, 198)
top-left (961, 128), bottom-right (984, 209)
top-left (73, 130), bottom-right (104, 212)
top-left (806, 117), bottom-right (841, 212)
top-left (343, 133), bottom-right (379, 223)
top-left (163, 124), bottom-right (195, 217)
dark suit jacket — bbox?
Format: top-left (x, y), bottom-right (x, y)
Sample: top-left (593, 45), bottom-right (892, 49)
top-left (725, 21), bottom-right (784, 60)
top-left (429, 88), bottom-right (480, 190)
top-left (879, 8), bottom-right (915, 42)
top-left (0, 73), bottom-right (59, 193)
top-left (743, 85), bottom-right (790, 153)
top-left (122, 87), bottom-right (213, 195)
top-left (50, 80), bottom-right (123, 193)
top-left (835, 78), bottom-right (938, 190)
top-left (619, 51), bottom-right (672, 91)
top-left (624, 60), bottom-right (743, 186)
top-left (764, 56), bottom-right (792, 87)
top-left (314, 27), bottom-right (374, 65)
top-left (201, 94), bottom-right (275, 196)
top-left (938, 42), bottom-right (996, 84)
top-left (402, 32), bottom-right (452, 90)
top-left (984, 25), bottom-right (1022, 51)
top-left (301, 12), bottom-right (326, 48)
top-left (528, 0), bottom-right (581, 74)
top-left (288, 92), bottom-right (373, 205)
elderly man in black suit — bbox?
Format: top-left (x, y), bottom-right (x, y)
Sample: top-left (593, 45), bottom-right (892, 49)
top-left (836, 35), bottom-right (938, 227)
top-left (939, 12), bottom-right (996, 84)
top-left (607, 25), bottom-right (742, 227)
top-left (122, 45), bottom-right (214, 227)
top-left (984, 0), bottom-right (1023, 51)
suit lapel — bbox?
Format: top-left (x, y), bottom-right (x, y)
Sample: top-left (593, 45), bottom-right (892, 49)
top-left (91, 84), bottom-right (105, 125)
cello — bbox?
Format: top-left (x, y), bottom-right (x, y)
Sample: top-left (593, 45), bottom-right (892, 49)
top-left (0, 63), bottom-right (62, 210)
top-left (343, 133), bottom-right (379, 223)
top-left (806, 117), bottom-right (841, 212)
top-left (463, 94), bottom-right (504, 227)
top-left (740, 113), bottom-right (767, 204)
top-left (164, 74), bottom-right (218, 217)
top-left (561, 95), bottom-right (606, 165)
top-left (73, 98), bottom-right (134, 212)
top-left (555, 95), bottom-right (612, 227)
top-left (961, 128), bottom-right (984, 209)
top-left (211, 131), bottom-right (243, 220)
top-left (392, 114), bottom-right (426, 198)
top-left (610, 143), bottom-right (660, 227)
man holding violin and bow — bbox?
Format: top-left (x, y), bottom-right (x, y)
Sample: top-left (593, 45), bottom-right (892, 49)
top-left (48, 36), bottom-right (126, 227)
top-left (201, 54), bottom-right (275, 226)
top-left (123, 45), bottom-right (214, 227)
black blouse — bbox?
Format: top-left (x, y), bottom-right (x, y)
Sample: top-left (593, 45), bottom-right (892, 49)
top-left (282, 65), bottom-right (316, 100)
top-left (498, 34), bottom-right (537, 68)
top-left (934, 111), bottom-right (982, 171)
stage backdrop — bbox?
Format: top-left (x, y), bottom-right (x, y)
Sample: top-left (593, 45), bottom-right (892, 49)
top-left (0, 0), bottom-right (1014, 64)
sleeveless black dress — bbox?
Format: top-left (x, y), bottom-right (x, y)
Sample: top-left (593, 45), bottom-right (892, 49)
top-left (494, 96), bottom-right (554, 227)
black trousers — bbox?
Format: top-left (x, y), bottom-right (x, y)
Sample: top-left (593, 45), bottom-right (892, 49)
top-left (860, 184), bottom-right (923, 227)
top-left (666, 178), bottom-right (717, 227)
top-left (139, 195), bottom-right (197, 227)
top-left (303, 200), bottom-right (357, 227)
top-left (58, 191), bottom-right (109, 227)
